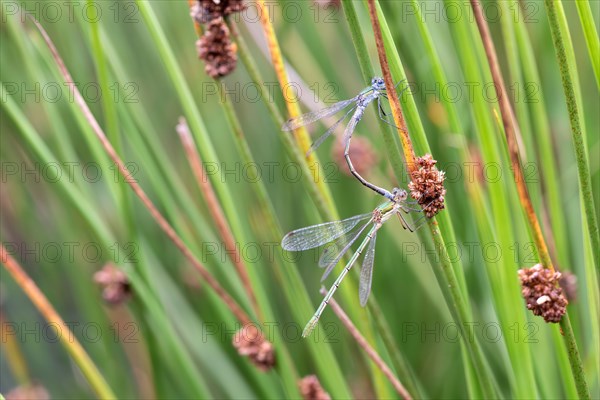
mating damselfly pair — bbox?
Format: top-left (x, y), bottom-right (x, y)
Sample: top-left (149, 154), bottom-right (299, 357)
top-left (282, 188), bottom-right (427, 337)
top-left (282, 77), bottom-right (408, 201)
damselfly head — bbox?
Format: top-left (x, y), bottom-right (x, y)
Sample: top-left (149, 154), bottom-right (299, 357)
top-left (371, 76), bottom-right (385, 91)
top-left (391, 187), bottom-right (408, 202)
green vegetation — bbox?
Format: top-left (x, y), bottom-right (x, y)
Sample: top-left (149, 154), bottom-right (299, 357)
top-left (1, 1), bottom-right (598, 398)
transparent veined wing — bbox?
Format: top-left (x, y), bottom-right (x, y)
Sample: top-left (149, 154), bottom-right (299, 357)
top-left (320, 219), bottom-right (371, 282)
top-left (319, 235), bottom-right (353, 268)
top-left (281, 97), bottom-right (358, 131)
top-left (359, 230), bottom-right (378, 306)
top-left (281, 212), bottom-right (372, 252)
top-left (306, 105), bottom-right (357, 156)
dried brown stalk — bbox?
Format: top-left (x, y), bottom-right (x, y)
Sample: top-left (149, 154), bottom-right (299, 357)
top-left (324, 289), bottom-right (412, 400)
top-left (469, 0), bottom-right (553, 272)
top-left (0, 245), bottom-right (115, 399)
top-left (366, 0), bottom-right (417, 173)
top-left (468, 2), bottom-right (589, 396)
top-left (177, 117), bottom-right (262, 321)
top-left (28, 15), bottom-right (252, 327)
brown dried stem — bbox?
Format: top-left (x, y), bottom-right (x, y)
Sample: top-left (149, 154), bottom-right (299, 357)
top-left (177, 117), bottom-right (262, 321)
top-left (323, 289), bottom-right (412, 400)
top-left (366, 0), bottom-right (417, 173)
top-left (0, 245), bottom-right (115, 399)
top-left (28, 15), bottom-right (252, 327)
top-left (184, 10), bottom-right (258, 316)
top-left (469, 0), bottom-right (553, 271)
top-left (254, 0), bottom-right (336, 214)
top-left (469, 2), bottom-right (589, 397)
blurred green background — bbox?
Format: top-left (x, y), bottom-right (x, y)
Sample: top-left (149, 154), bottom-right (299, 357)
top-left (1, 0), bottom-right (598, 398)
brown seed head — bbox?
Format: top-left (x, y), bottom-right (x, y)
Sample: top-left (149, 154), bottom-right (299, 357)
top-left (408, 154), bottom-right (446, 218)
top-left (518, 263), bottom-right (568, 323)
top-left (332, 136), bottom-right (378, 177)
top-left (192, 0), bottom-right (246, 24)
top-left (93, 263), bottom-right (131, 305)
top-left (298, 375), bottom-right (331, 400)
top-left (232, 324), bottom-right (275, 372)
top-left (197, 18), bottom-right (237, 79)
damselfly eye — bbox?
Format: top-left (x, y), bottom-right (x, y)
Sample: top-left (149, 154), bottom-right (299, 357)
top-left (378, 78), bottom-right (384, 85)
top-left (371, 77), bottom-right (378, 85)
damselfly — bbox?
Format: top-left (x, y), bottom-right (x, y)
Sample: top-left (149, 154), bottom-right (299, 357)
top-left (281, 188), bottom-right (424, 337)
top-left (282, 77), bottom-right (408, 201)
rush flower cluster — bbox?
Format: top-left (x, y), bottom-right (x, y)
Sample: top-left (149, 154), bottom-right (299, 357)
top-left (518, 263), bottom-right (568, 323)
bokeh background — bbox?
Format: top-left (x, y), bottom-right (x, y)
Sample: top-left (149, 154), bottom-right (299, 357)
top-left (1, 0), bottom-right (598, 399)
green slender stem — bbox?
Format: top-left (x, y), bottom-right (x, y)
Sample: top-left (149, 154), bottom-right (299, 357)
top-left (560, 313), bottom-right (591, 399)
top-left (544, 0), bottom-right (599, 272)
top-left (441, 0), bottom-right (542, 396)
top-left (84, 16), bottom-right (141, 391)
top-left (85, 0), bottom-right (136, 236)
top-left (367, 299), bottom-right (425, 398)
top-left (128, 267), bottom-right (210, 398)
top-left (134, 0), bottom-right (251, 261)
top-left (326, 296), bottom-right (412, 400)
top-left (364, 1), bottom-right (497, 396)
top-left (255, 0), bottom-right (338, 217)
top-left (229, 24), bottom-right (354, 399)
top-left (513, 1), bottom-right (571, 269)
top-left (426, 226), bottom-right (496, 399)
top-left (90, 25), bottom-right (253, 306)
top-left (373, 1), bottom-right (470, 299)
top-left (544, 1), bottom-right (594, 390)
top-left (574, 0), bottom-right (600, 89)
top-left (470, 1), bottom-right (590, 398)
top-left (2, 86), bottom-right (114, 245)
top-left (86, 0), bottom-right (119, 151)
top-left (215, 84), bottom-right (316, 398)
top-left (396, 0), bottom-right (473, 302)
top-left (341, 0), bottom-right (405, 185)
top-left (513, 9), bottom-right (580, 396)
top-left (230, 22), bottom-right (338, 222)
top-left (238, 14), bottom-right (413, 397)
top-left (1, 247), bottom-right (117, 400)
top-left (498, 0), bottom-right (537, 194)
top-left (341, 2), bottom-right (424, 396)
